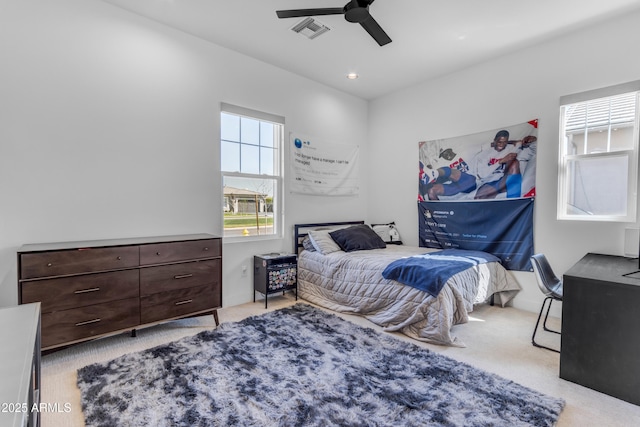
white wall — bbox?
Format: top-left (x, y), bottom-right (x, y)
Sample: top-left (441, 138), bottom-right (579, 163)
top-left (0, 0), bottom-right (369, 307)
top-left (367, 10), bottom-right (640, 315)
top-left (2, 1), bottom-right (638, 316)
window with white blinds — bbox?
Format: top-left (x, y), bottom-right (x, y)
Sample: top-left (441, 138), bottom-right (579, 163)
top-left (558, 82), bottom-right (639, 222)
top-left (565, 93), bottom-right (636, 130)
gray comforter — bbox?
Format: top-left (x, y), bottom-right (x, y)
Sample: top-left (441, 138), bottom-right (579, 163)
top-left (298, 245), bottom-right (521, 347)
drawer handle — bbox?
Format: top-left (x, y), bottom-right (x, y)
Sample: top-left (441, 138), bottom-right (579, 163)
top-left (174, 273), bottom-right (193, 279)
top-left (47, 263), bottom-right (52, 267)
top-left (75, 318), bottom-right (101, 326)
top-left (156, 252), bottom-right (161, 256)
top-left (175, 299), bottom-right (193, 306)
top-left (117, 256), bottom-right (122, 260)
top-left (74, 287), bottom-right (100, 294)
top-left (204, 247), bottom-right (209, 251)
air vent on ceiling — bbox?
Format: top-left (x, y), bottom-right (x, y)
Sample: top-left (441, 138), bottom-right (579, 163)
top-left (290, 17), bottom-right (331, 40)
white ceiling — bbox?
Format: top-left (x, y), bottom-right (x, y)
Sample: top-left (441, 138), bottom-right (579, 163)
top-left (100, 0), bottom-right (640, 100)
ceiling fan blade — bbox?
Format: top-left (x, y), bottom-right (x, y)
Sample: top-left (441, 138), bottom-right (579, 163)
top-left (276, 8), bottom-right (344, 19)
top-left (359, 15), bottom-right (392, 46)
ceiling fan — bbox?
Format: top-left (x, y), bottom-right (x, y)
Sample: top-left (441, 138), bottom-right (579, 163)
top-left (276, 0), bottom-right (392, 46)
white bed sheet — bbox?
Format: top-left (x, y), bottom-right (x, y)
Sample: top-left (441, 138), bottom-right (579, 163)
top-left (298, 245), bottom-right (521, 347)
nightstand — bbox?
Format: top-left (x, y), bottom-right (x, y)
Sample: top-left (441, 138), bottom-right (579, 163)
top-left (253, 253), bottom-right (297, 308)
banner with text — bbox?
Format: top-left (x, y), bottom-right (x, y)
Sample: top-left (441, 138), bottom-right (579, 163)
top-left (289, 134), bottom-right (359, 196)
top-left (418, 198), bottom-right (534, 271)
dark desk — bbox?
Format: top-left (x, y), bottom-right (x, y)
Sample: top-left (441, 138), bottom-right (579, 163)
top-left (561, 253), bottom-right (640, 405)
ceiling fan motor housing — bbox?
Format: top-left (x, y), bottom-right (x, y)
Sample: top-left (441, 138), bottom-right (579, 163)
top-left (344, 0), bottom-right (372, 23)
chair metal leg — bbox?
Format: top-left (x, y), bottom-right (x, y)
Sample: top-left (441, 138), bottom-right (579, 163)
top-left (532, 297), bottom-right (560, 353)
top-left (542, 298), bottom-right (561, 334)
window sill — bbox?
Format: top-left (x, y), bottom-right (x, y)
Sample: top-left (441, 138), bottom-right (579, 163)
top-left (223, 234), bottom-right (283, 244)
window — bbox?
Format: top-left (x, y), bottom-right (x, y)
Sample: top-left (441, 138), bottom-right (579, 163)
top-left (558, 82), bottom-right (640, 222)
top-left (220, 103), bottom-right (284, 239)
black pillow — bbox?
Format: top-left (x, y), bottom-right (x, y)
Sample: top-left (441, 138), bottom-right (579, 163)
top-left (329, 224), bottom-right (387, 252)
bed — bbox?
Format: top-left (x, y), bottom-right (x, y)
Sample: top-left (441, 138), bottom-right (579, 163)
top-left (294, 221), bottom-right (521, 347)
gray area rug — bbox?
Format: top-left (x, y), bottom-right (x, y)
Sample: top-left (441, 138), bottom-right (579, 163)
top-left (77, 304), bottom-right (564, 426)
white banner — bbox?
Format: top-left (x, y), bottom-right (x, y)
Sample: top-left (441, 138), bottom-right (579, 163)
top-left (289, 134), bottom-right (359, 196)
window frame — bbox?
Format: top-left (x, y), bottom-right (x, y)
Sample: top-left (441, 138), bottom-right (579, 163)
top-left (557, 81), bottom-right (640, 222)
top-left (220, 103), bottom-right (285, 242)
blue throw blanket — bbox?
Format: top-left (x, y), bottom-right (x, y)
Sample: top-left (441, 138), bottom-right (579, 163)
top-left (381, 249), bottom-right (500, 297)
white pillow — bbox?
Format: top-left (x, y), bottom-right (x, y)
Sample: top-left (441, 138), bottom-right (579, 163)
top-left (371, 222), bottom-right (403, 245)
top-left (307, 230), bottom-right (342, 255)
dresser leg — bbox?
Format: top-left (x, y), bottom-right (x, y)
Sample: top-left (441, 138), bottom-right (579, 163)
top-left (213, 310), bottom-right (219, 326)
top-left (131, 329), bottom-right (137, 337)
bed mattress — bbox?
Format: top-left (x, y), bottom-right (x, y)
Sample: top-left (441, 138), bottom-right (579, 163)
top-left (298, 245), bottom-right (521, 347)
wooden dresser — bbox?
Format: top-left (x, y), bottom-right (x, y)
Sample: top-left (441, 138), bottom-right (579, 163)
top-left (17, 234), bottom-right (221, 351)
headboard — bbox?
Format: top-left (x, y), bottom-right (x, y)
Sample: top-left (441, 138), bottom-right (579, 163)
top-left (293, 221), bottom-right (365, 254)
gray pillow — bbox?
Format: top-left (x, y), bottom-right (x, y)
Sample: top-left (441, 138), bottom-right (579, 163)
top-left (301, 236), bottom-right (316, 252)
top-left (308, 230), bottom-right (342, 255)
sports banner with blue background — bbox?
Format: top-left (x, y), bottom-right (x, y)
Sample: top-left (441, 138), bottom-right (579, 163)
top-left (418, 199), bottom-right (534, 271)
top-left (418, 120), bottom-right (538, 271)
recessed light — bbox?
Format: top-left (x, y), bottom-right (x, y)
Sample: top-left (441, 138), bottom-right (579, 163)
top-left (346, 73), bottom-right (359, 80)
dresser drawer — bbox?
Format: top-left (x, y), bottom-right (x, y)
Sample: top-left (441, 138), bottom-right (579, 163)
top-left (140, 259), bottom-right (220, 296)
top-left (21, 270), bottom-right (139, 313)
top-left (20, 246), bottom-right (139, 279)
top-left (139, 239), bottom-right (221, 265)
top-left (41, 297), bottom-right (140, 349)
top-left (141, 284), bottom-right (219, 324)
